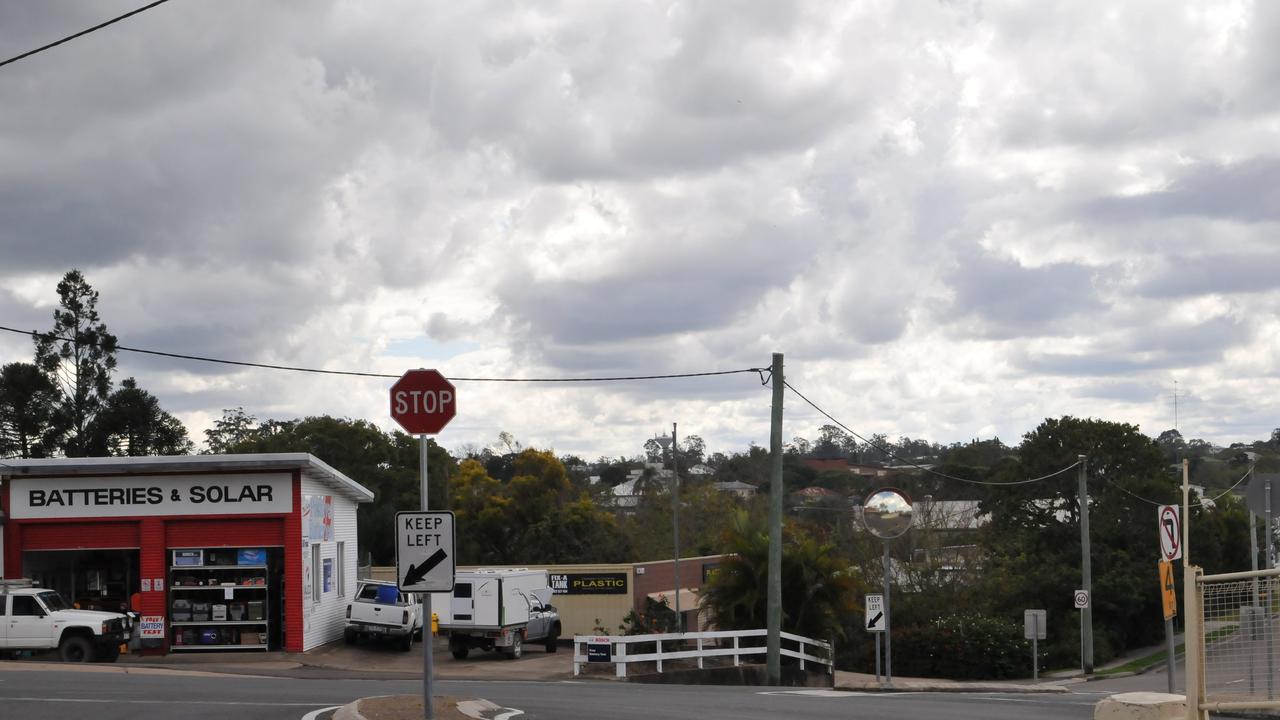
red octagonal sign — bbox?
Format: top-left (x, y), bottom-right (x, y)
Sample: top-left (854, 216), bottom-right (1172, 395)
top-left (390, 369), bottom-right (456, 435)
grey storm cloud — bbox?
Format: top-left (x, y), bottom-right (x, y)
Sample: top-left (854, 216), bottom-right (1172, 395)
top-left (1082, 158), bottom-right (1280, 225)
top-left (1137, 252), bottom-right (1280, 298)
top-left (1019, 316), bottom-right (1251, 377)
top-left (3, 1), bottom-right (1280, 455)
top-left (944, 251), bottom-right (1106, 336)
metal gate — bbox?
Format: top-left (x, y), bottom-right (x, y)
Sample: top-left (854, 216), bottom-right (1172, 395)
top-left (1187, 567), bottom-right (1280, 717)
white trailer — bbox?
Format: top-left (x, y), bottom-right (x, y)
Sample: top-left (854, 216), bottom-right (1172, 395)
top-left (435, 568), bottom-right (560, 659)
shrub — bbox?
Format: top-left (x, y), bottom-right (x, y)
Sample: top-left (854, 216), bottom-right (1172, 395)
top-left (889, 614), bottom-right (1031, 680)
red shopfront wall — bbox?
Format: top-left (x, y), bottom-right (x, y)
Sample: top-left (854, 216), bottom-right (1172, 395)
top-left (1, 472), bottom-right (305, 653)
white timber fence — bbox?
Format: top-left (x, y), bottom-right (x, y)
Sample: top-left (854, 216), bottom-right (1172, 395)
top-left (572, 629), bottom-right (833, 678)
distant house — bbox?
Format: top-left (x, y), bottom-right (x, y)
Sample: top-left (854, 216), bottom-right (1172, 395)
top-left (712, 480), bottom-right (756, 498)
top-left (793, 486), bottom-right (843, 505)
top-left (801, 458), bottom-right (891, 478)
top-left (688, 463), bottom-right (714, 476)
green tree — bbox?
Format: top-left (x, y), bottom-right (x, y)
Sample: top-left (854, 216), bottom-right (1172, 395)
top-left (203, 407), bottom-right (259, 453)
top-left (977, 416), bottom-right (1178, 666)
top-left (451, 450), bottom-right (631, 565)
top-left (0, 361), bottom-right (58, 458)
top-left (90, 377), bottom-right (193, 456)
top-left (702, 511), bottom-right (859, 644)
top-left (221, 415), bottom-right (453, 564)
top-left (33, 270), bottom-right (119, 456)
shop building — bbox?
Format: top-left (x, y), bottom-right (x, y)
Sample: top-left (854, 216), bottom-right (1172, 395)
top-left (0, 454), bottom-right (373, 653)
top-left (368, 554), bottom-right (728, 637)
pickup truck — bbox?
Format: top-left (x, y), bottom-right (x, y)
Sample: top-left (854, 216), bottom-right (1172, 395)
top-left (1, 580), bottom-right (131, 662)
top-left (344, 580), bottom-right (422, 651)
top-left (435, 568), bottom-right (561, 660)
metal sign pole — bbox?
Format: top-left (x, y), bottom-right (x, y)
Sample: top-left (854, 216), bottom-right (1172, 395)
top-left (1267, 476), bottom-right (1274, 702)
top-left (421, 435), bottom-right (433, 720)
top-left (883, 541), bottom-right (892, 687)
top-left (875, 633), bottom-right (881, 683)
top-left (1166, 616), bottom-right (1176, 694)
top-left (1032, 614), bottom-right (1039, 682)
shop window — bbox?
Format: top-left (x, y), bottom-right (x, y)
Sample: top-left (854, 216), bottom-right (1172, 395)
top-left (311, 544), bottom-right (321, 604)
top-left (337, 542), bottom-right (346, 596)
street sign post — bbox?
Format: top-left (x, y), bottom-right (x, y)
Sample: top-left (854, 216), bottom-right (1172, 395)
top-left (1024, 609), bottom-right (1046, 681)
top-left (865, 594), bottom-right (886, 632)
top-left (395, 511), bottom-right (455, 592)
top-left (1158, 505), bottom-right (1182, 562)
top-left (862, 489), bottom-right (911, 688)
top-left (390, 369), bottom-right (457, 720)
top-left (1159, 559), bottom-right (1178, 694)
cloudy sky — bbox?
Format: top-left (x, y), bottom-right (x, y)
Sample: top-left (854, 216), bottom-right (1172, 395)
top-left (2, 1), bottom-right (1277, 460)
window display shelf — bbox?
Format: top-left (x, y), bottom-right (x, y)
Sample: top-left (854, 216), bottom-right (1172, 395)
top-left (171, 644), bottom-right (267, 651)
top-left (171, 620), bottom-right (268, 626)
top-left (170, 585), bottom-right (267, 590)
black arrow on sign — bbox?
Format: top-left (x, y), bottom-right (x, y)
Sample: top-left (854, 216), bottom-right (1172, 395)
top-left (404, 548), bottom-right (448, 587)
top-left (867, 611), bottom-right (883, 629)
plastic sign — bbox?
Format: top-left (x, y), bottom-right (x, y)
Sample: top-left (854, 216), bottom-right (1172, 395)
top-left (1073, 589), bottom-right (1090, 609)
top-left (1158, 505), bottom-right (1182, 561)
top-left (1159, 560), bottom-right (1177, 620)
top-left (395, 511), bottom-right (456, 592)
top-left (865, 594), bottom-right (886, 632)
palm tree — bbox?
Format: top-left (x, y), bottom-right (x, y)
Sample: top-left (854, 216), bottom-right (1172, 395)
top-left (703, 511), bottom-right (860, 643)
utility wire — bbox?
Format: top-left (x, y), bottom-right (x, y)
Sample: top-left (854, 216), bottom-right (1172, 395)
top-left (782, 380), bottom-right (1081, 486)
top-left (0, 325), bottom-right (762, 383)
top-left (0, 0), bottom-right (174, 70)
top-left (1102, 465), bottom-right (1254, 509)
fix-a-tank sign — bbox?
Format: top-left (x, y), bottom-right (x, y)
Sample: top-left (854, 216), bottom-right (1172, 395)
top-left (8, 474), bottom-right (293, 518)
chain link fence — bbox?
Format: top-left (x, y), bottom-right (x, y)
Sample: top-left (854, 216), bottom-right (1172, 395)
top-left (1192, 568), bottom-right (1280, 715)
top-left (1200, 573), bottom-right (1280, 704)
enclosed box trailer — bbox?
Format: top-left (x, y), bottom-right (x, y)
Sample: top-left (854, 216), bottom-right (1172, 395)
top-left (435, 568), bottom-right (559, 659)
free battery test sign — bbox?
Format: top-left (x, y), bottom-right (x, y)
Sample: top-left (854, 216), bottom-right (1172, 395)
top-left (395, 511), bottom-right (455, 592)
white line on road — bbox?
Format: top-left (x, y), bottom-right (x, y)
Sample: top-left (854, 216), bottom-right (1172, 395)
top-left (301, 706), bottom-right (342, 720)
top-left (1, 696), bottom-right (335, 707)
top-left (495, 710), bottom-right (525, 720)
top-left (758, 690), bottom-right (879, 697)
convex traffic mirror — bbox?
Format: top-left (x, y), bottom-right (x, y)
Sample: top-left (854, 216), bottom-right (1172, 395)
top-left (862, 488), bottom-right (913, 539)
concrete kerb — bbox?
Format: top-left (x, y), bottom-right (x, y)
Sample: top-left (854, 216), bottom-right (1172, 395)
top-left (333, 696), bottom-right (504, 720)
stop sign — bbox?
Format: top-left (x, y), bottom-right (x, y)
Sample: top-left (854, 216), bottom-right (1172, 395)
top-left (389, 369), bottom-right (457, 435)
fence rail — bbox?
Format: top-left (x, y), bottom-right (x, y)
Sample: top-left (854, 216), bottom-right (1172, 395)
top-left (572, 629), bottom-right (832, 678)
top-left (1192, 568), bottom-right (1280, 716)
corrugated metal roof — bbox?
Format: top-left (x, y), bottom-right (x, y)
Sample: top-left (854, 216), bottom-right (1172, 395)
top-left (0, 453), bottom-right (374, 503)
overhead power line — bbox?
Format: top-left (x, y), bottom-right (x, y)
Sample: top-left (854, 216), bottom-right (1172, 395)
top-left (1103, 465), bottom-right (1254, 509)
top-left (0, 0), bottom-right (175, 70)
top-left (782, 380), bottom-right (1081, 487)
top-left (0, 324), bottom-right (762, 383)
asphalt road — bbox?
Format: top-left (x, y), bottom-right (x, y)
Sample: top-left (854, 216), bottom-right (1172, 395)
top-left (0, 665), bottom-right (1119, 720)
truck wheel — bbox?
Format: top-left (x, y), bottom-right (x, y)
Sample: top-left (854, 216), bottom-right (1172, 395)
top-left (399, 633), bottom-right (413, 651)
top-left (450, 638), bottom-right (469, 660)
top-left (344, 628), bottom-right (357, 645)
top-left (504, 633), bottom-right (523, 660)
top-left (58, 635), bottom-right (94, 663)
top-left (545, 623), bottom-right (561, 653)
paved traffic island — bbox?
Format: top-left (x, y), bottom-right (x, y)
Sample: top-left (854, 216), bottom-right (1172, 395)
top-left (335, 695), bottom-right (518, 720)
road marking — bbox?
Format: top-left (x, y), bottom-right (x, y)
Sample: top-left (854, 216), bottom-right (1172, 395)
top-left (301, 707), bottom-right (341, 720)
top-left (0, 697), bottom-right (335, 707)
top-left (759, 690), bottom-right (879, 697)
top-left (495, 710), bottom-right (525, 720)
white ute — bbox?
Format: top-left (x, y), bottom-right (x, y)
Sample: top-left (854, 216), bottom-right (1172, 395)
top-left (344, 580), bottom-right (422, 651)
top-left (1, 579), bottom-right (130, 662)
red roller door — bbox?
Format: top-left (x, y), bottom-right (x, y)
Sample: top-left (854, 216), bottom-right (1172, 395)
top-left (23, 521), bottom-right (140, 550)
top-left (166, 518), bottom-right (284, 548)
